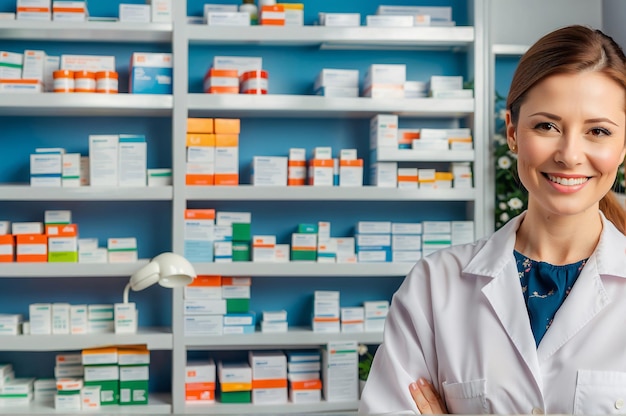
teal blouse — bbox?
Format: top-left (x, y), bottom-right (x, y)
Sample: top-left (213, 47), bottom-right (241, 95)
top-left (514, 250), bottom-right (588, 347)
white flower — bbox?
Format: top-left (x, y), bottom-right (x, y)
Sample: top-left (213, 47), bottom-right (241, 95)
top-left (493, 134), bottom-right (506, 146)
top-left (499, 202), bottom-right (507, 210)
top-left (498, 109), bottom-right (507, 121)
top-left (498, 156), bottom-right (512, 169)
top-left (500, 212), bottom-right (510, 222)
top-left (358, 344), bottom-right (368, 356)
top-left (507, 197), bottom-right (524, 210)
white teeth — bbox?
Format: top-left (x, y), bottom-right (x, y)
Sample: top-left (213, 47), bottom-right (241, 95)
top-left (547, 175), bottom-right (588, 186)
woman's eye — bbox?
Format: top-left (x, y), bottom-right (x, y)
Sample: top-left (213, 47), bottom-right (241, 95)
top-left (589, 127), bottom-right (611, 137)
top-left (534, 122), bottom-right (556, 131)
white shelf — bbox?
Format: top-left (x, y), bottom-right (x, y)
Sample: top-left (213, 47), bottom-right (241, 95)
top-left (0, 328), bottom-right (173, 351)
top-left (186, 186), bottom-right (476, 201)
top-left (186, 327), bottom-right (382, 349)
top-left (0, 94), bottom-right (173, 117)
top-left (0, 393), bottom-right (171, 414)
top-left (187, 94), bottom-right (474, 118)
top-left (375, 148), bottom-right (475, 162)
top-left (193, 262), bottom-right (412, 277)
top-left (187, 25), bottom-right (474, 50)
top-left (185, 401), bottom-right (358, 414)
top-left (0, 261), bottom-right (148, 277)
top-left (492, 43), bottom-right (529, 56)
top-left (0, 20), bottom-right (172, 43)
top-left (0, 185), bottom-right (172, 201)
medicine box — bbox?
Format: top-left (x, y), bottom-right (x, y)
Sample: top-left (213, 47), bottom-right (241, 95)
top-left (130, 52), bottom-right (173, 94)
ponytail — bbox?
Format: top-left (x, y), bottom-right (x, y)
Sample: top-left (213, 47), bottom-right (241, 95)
top-left (600, 191), bottom-right (626, 234)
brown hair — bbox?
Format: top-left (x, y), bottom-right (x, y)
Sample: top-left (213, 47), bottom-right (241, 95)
top-left (507, 25), bottom-right (626, 234)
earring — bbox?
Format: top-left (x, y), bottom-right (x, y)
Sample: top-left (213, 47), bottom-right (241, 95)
top-left (509, 144), bottom-right (517, 153)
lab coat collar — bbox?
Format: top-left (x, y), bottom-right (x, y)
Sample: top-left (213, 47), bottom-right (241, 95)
top-left (463, 212), bottom-right (524, 279)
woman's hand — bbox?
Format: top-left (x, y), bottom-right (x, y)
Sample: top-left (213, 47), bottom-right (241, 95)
top-left (409, 378), bottom-right (448, 414)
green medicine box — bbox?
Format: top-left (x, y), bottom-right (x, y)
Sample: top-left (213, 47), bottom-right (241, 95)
top-left (232, 223), bottom-right (251, 242)
top-left (232, 242), bottom-right (250, 262)
top-left (297, 223), bottom-right (318, 234)
top-left (48, 252), bottom-right (78, 262)
top-left (119, 365), bottom-right (149, 405)
top-left (220, 390), bottom-right (251, 404)
top-left (85, 380), bottom-right (119, 406)
top-left (291, 250), bottom-right (317, 261)
top-left (226, 298), bottom-right (249, 313)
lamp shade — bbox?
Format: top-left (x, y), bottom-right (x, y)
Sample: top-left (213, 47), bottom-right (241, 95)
top-left (124, 252), bottom-right (196, 303)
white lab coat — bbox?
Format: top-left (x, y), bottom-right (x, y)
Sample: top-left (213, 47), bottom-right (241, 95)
top-left (359, 211), bottom-right (626, 415)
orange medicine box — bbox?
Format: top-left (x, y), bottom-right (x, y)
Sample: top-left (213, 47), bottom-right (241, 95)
top-left (16, 234), bottom-right (47, 262)
top-left (214, 118), bottom-right (240, 134)
top-left (0, 234), bottom-right (14, 262)
top-left (186, 133), bottom-right (215, 147)
top-left (188, 275), bottom-right (222, 287)
top-left (260, 4), bottom-right (285, 25)
top-left (184, 209), bottom-right (216, 220)
top-left (187, 118), bottom-right (214, 134)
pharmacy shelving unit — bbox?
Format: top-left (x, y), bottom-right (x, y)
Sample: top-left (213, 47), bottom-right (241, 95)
top-left (168, 1), bottom-right (488, 414)
top-left (0, 16), bottom-right (176, 415)
top-left (0, 0), bottom-right (490, 414)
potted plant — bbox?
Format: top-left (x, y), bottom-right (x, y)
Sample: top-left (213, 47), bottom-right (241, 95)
top-left (358, 344), bottom-right (375, 396)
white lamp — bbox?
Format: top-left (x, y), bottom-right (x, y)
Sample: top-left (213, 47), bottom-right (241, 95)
top-left (123, 252), bottom-right (196, 303)
top-left (116, 252), bottom-right (196, 334)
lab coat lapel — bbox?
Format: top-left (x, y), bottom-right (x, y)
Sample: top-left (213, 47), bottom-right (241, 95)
top-left (482, 263), bottom-right (543, 389)
top-left (536, 213), bottom-right (625, 361)
top-left (536, 237), bottom-right (613, 361)
top-left (465, 213), bottom-right (543, 389)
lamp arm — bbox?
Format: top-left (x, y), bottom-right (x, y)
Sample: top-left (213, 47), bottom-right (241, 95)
top-left (123, 282), bottom-right (132, 304)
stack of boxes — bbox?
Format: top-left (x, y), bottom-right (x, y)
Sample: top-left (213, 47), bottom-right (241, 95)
top-left (428, 75), bottom-right (472, 98)
top-left (314, 68), bottom-right (359, 98)
top-left (287, 148), bottom-right (306, 186)
top-left (370, 114), bottom-right (399, 188)
top-left (183, 209), bottom-right (215, 263)
top-left (54, 378), bottom-right (83, 411)
top-left (204, 56), bottom-right (263, 95)
top-left (391, 222), bottom-right (423, 263)
top-left (355, 221), bottom-right (392, 263)
top-left (27, 133), bottom-right (165, 188)
top-left (218, 361), bottom-right (252, 404)
top-left (0, 377), bottom-right (34, 407)
top-left (422, 221), bottom-right (452, 257)
top-left (312, 290), bottom-right (340, 333)
top-left (291, 223), bottom-right (317, 262)
top-left (118, 346), bottom-right (150, 406)
top-left (364, 300), bottom-right (389, 332)
top-left (259, 309), bottom-right (288, 333)
top-left (203, 3), bottom-right (250, 26)
top-left (186, 118), bottom-right (215, 186)
top-left (363, 64), bottom-right (406, 99)
top-left (184, 275), bottom-right (227, 337)
top-left (307, 147), bottom-right (334, 187)
top-left (82, 347), bottom-right (116, 407)
top-left (33, 378), bottom-right (56, 403)
top-left (0, 314), bottom-right (22, 335)
top-left (249, 351), bottom-right (287, 405)
top-left (370, 113), bottom-right (474, 189)
top-left (286, 350), bottom-right (322, 404)
top-left (218, 211), bottom-right (252, 262)
top-left (183, 275), bottom-right (252, 336)
top-left (183, 209), bottom-right (252, 263)
top-left (185, 359), bottom-right (216, 405)
top-left (322, 340), bottom-right (358, 402)
top-left (340, 306), bottom-right (365, 333)
top-left (338, 149), bottom-right (364, 187)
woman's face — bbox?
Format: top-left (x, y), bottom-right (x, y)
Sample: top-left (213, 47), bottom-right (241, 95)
top-left (506, 71), bottom-right (626, 218)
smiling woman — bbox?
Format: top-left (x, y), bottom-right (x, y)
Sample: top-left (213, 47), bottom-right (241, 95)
top-left (359, 25), bottom-right (626, 415)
